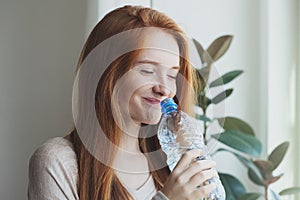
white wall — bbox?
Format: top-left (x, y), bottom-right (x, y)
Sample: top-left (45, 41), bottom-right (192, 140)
top-left (97, 0), bottom-right (151, 20)
top-left (298, 0), bottom-right (300, 191)
top-left (0, 0), bottom-right (87, 199)
top-left (266, 0), bottom-right (299, 196)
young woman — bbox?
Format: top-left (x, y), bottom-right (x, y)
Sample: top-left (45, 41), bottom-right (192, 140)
top-left (28, 5), bottom-right (218, 200)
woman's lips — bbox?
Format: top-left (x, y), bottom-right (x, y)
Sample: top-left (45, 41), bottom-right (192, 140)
top-left (143, 97), bottom-right (161, 104)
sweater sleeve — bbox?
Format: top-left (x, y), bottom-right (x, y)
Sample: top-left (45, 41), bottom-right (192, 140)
top-left (27, 138), bottom-right (79, 200)
top-left (151, 191), bottom-right (169, 200)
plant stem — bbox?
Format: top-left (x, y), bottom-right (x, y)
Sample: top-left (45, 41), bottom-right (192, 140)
top-left (199, 88), bottom-right (208, 144)
top-left (203, 108), bottom-right (207, 145)
top-left (264, 185), bottom-right (268, 200)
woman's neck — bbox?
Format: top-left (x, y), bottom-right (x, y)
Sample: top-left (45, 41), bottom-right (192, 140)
top-left (119, 134), bottom-right (141, 153)
top-left (112, 122), bottom-right (151, 173)
top-left (119, 121), bottom-right (142, 153)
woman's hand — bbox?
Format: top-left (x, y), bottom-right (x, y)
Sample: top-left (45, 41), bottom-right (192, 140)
top-left (160, 149), bottom-right (218, 200)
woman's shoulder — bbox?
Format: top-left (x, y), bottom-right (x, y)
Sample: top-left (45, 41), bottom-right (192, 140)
top-left (29, 136), bottom-right (78, 174)
top-left (29, 137), bottom-right (76, 164)
top-left (28, 137), bottom-right (79, 199)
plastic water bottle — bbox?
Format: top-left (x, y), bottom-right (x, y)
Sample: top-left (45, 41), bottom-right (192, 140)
top-left (157, 98), bottom-right (225, 200)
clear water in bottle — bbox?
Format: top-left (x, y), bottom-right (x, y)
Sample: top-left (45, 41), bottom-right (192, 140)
top-left (157, 98), bottom-right (226, 200)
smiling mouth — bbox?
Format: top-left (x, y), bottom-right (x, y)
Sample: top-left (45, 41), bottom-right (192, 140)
top-left (143, 97), bottom-right (161, 104)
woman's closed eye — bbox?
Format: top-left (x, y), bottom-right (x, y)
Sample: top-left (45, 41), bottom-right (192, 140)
top-left (140, 69), bottom-right (154, 75)
top-left (134, 63), bottom-right (179, 80)
top-left (167, 73), bottom-right (178, 79)
top-left (140, 69), bottom-right (177, 80)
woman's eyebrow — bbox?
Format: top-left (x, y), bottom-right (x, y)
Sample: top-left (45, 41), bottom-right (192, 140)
top-left (136, 59), bottom-right (180, 70)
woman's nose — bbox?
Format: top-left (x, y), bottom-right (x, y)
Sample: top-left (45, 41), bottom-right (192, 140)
top-left (152, 84), bottom-right (171, 97)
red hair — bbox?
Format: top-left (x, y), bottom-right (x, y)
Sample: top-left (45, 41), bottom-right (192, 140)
top-left (69, 5), bottom-right (197, 199)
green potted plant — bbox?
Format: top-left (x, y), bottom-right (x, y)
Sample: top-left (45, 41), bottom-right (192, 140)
top-left (192, 35), bottom-right (300, 200)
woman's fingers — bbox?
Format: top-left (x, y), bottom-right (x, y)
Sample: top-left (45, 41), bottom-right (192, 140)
top-left (191, 182), bottom-right (218, 199)
top-left (188, 168), bottom-right (218, 187)
top-left (161, 149), bottom-right (220, 200)
top-left (172, 149), bottom-right (205, 173)
top-left (176, 159), bottom-right (216, 183)
top-left (171, 149), bottom-right (217, 188)
top-left (190, 159), bottom-right (216, 172)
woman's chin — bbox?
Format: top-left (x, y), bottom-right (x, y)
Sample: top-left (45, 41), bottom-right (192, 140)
top-left (131, 111), bottom-right (162, 126)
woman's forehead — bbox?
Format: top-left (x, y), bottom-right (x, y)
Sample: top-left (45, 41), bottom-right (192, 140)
top-left (137, 49), bottom-right (180, 68)
top-left (141, 29), bottom-right (180, 55)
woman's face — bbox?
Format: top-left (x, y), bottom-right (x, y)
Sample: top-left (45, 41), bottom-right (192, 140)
top-left (115, 30), bottom-right (180, 126)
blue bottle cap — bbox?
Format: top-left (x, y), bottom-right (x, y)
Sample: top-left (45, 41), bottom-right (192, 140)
top-left (160, 98), bottom-right (178, 115)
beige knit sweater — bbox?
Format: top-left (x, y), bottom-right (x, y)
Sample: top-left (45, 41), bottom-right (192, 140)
top-left (27, 137), bottom-right (168, 200)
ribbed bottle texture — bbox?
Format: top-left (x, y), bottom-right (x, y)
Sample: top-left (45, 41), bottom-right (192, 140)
top-left (157, 98), bottom-right (225, 200)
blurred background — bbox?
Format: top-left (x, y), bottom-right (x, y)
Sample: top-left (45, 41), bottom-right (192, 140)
top-left (0, 0), bottom-right (299, 199)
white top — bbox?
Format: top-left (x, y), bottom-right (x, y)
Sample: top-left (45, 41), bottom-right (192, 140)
top-left (27, 137), bottom-right (168, 200)
top-left (120, 173), bottom-right (157, 200)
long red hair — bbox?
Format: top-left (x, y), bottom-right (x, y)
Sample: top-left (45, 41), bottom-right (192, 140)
top-left (69, 5), bottom-right (198, 199)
